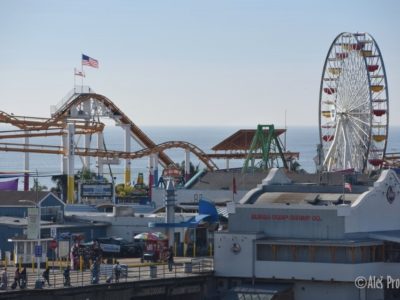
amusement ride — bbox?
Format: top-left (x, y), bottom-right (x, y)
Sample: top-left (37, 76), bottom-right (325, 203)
top-left (0, 32), bottom-right (396, 203)
top-left (319, 32), bottom-right (389, 172)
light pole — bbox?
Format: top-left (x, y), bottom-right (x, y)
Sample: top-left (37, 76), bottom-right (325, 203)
top-left (19, 199), bottom-right (42, 289)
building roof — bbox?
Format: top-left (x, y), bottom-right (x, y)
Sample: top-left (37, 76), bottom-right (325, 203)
top-left (0, 216), bottom-right (108, 229)
top-left (0, 190), bottom-right (59, 206)
top-left (253, 192), bottom-right (360, 205)
top-left (0, 216), bottom-right (52, 227)
top-left (211, 129), bottom-right (286, 151)
top-left (190, 168), bottom-right (374, 191)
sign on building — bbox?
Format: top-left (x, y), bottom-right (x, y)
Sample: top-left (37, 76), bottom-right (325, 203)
top-left (50, 227), bottom-right (57, 238)
top-left (99, 243), bottom-right (120, 253)
top-left (27, 207), bottom-right (40, 240)
top-left (58, 240), bottom-right (70, 258)
top-left (81, 183), bottom-right (113, 197)
top-left (34, 245), bottom-right (42, 257)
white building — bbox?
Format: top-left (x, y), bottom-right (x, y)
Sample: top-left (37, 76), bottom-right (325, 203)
top-left (215, 168), bottom-right (400, 300)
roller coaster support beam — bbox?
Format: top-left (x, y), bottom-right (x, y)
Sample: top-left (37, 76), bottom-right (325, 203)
top-left (67, 123), bottom-right (75, 204)
top-left (97, 132), bottom-right (104, 177)
top-left (84, 133), bottom-right (91, 170)
top-left (148, 154), bottom-right (154, 199)
top-left (124, 125), bottom-right (131, 186)
top-left (83, 100), bottom-right (91, 170)
top-left (185, 149), bottom-right (190, 181)
top-left (152, 153), bottom-right (159, 186)
top-left (24, 132), bottom-right (29, 191)
top-left (61, 131), bottom-right (68, 176)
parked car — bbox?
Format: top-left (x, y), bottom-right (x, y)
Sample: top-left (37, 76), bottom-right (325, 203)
top-left (96, 237), bottom-right (143, 258)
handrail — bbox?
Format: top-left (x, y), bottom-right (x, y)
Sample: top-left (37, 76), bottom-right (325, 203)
top-left (0, 258), bottom-right (214, 292)
top-left (52, 86), bottom-right (93, 115)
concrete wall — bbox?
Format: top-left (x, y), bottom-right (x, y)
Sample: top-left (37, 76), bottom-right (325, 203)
top-left (228, 206), bottom-right (345, 239)
top-left (214, 232), bottom-right (261, 278)
top-left (152, 188), bottom-right (247, 207)
top-left (346, 169), bottom-right (400, 233)
top-left (293, 281), bottom-right (383, 300)
top-left (254, 261), bottom-right (400, 282)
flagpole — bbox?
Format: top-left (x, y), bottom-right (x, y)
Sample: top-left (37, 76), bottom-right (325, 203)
top-left (81, 57), bottom-right (84, 88)
top-left (342, 175), bottom-right (345, 202)
top-left (232, 176), bottom-right (236, 203)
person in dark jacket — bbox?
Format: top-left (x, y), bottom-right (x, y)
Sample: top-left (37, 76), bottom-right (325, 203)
top-left (13, 268), bottom-right (20, 288)
top-left (63, 266), bottom-right (71, 286)
top-left (168, 246), bottom-right (174, 271)
top-left (42, 267), bottom-right (50, 286)
top-left (20, 267), bottom-right (27, 289)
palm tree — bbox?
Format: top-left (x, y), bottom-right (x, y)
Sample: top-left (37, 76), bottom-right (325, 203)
top-left (51, 174), bottom-right (67, 201)
top-left (30, 178), bottom-right (48, 191)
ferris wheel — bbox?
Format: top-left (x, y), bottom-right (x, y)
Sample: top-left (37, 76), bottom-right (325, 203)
top-left (319, 32), bottom-right (389, 173)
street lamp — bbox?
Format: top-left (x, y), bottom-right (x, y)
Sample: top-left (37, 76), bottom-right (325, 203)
top-left (19, 199), bottom-right (42, 289)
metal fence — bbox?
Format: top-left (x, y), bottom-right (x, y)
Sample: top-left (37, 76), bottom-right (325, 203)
top-left (0, 258), bottom-right (213, 291)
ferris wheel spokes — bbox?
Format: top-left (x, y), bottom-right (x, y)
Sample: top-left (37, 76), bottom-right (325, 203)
top-left (319, 32), bottom-right (389, 173)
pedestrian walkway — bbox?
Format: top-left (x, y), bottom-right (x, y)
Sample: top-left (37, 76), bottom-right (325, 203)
top-left (0, 257), bottom-right (213, 292)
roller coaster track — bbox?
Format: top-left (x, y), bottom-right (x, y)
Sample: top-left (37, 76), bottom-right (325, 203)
top-left (0, 90), bottom-right (219, 170)
top-left (0, 110), bottom-right (105, 132)
top-left (49, 92), bottom-right (175, 167)
top-left (0, 140), bottom-right (218, 171)
top-left (134, 141), bottom-right (218, 171)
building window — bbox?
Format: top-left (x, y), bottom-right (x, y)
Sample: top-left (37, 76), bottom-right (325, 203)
top-left (385, 242), bottom-right (400, 262)
top-left (256, 243), bottom-right (383, 264)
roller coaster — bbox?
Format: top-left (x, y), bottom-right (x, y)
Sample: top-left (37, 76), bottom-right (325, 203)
top-left (0, 86), bottom-right (218, 180)
top-left (0, 86), bottom-right (301, 203)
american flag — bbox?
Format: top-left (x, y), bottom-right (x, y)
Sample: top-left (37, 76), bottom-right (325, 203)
top-left (82, 54), bottom-right (99, 68)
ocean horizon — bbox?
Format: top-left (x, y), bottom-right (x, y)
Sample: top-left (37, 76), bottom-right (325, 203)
top-left (1, 125), bottom-right (399, 190)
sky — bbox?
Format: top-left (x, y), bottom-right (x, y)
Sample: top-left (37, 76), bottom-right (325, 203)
top-left (0, 0), bottom-right (399, 128)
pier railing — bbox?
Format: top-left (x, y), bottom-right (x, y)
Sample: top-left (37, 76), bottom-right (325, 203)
top-left (0, 258), bottom-right (213, 291)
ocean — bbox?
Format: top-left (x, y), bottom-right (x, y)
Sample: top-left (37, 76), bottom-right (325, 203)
top-left (1, 125), bottom-right (400, 190)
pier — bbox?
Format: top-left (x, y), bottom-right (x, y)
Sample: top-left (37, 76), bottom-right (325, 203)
top-left (0, 257), bottom-right (214, 299)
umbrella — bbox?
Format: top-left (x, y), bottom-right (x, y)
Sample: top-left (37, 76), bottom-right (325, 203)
top-left (134, 232), bottom-right (167, 241)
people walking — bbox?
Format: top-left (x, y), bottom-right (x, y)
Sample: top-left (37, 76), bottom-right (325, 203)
top-left (0, 268), bottom-right (8, 290)
top-left (42, 267), bottom-right (51, 286)
top-left (91, 258), bottom-right (100, 284)
top-left (12, 267), bottom-right (20, 289)
top-left (168, 246), bottom-right (174, 272)
top-left (113, 261), bottom-right (121, 283)
top-left (20, 267), bottom-right (27, 289)
top-left (63, 266), bottom-right (71, 287)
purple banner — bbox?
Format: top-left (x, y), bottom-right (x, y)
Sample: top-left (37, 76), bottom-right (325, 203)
top-left (0, 178), bottom-right (18, 191)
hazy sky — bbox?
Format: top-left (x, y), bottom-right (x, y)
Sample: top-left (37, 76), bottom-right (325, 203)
top-left (0, 0), bottom-right (399, 127)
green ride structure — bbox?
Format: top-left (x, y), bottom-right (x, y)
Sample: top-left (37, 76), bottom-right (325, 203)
top-left (242, 124), bottom-right (288, 172)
